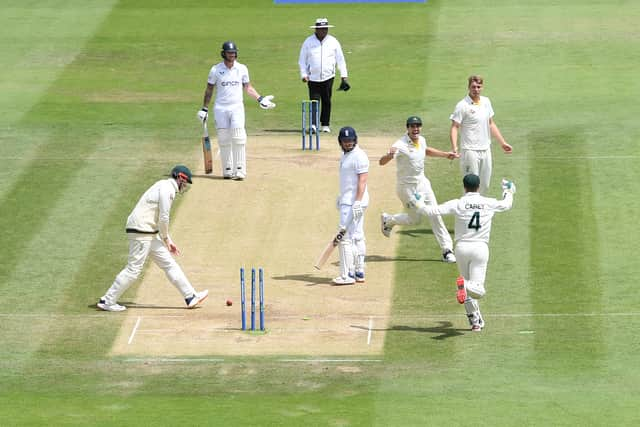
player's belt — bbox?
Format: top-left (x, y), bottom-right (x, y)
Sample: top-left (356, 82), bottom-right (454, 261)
top-left (125, 228), bottom-right (158, 234)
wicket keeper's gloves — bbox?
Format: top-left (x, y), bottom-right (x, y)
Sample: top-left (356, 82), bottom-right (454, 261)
top-left (501, 178), bottom-right (516, 195)
top-left (338, 79), bottom-right (351, 91)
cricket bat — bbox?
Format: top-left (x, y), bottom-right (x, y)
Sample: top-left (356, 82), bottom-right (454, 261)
top-left (202, 119), bottom-right (213, 174)
top-left (314, 229), bottom-right (346, 270)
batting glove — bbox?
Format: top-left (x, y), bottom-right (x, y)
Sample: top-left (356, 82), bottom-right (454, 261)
top-left (352, 201), bottom-right (363, 222)
top-left (258, 95), bottom-right (276, 109)
top-left (197, 107), bottom-right (208, 123)
top-left (338, 79), bottom-right (351, 91)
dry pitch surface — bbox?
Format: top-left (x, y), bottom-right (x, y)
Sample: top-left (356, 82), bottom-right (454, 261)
top-left (111, 135), bottom-right (402, 357)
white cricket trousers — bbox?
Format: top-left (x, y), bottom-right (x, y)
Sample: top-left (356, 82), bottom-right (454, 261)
top-left (388, 178), bottom-right (453, 252)
top-left (455, 240), bottom-right (489, 299)
top-left (102, 235), bottom-right (196, 305)
top-left (460, 148), bottom-right (492, 195)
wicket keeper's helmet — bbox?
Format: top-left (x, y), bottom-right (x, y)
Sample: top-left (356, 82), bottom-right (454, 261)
top-left (406, 116), bottom-right (423, 127)
top-left (338, 126), bottom-right (358, 152)
top-left (171, 165), bottom-right (193, 184)
top-left (221, 41), bottom-right (238, 59)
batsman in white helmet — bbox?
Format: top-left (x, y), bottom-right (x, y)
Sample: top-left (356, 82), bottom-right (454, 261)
top-left (97, 165), bottom-right (208, 312)
top-left (379, 116), bottom-right (459, 263)
top-left (197, 41), bottom-right (276, 180)
top-left (422, 174), bottom-right (516, 331)
top-left (333, 126), bottom-right (369, 285)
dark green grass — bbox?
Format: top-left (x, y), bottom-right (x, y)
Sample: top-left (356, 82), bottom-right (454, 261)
top-left (1, 0), bottom-right (640, 425)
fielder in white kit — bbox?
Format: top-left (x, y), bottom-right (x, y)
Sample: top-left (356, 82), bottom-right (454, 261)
top-left (449, 75), bottom-right (512, 194)
top-left (97, 165), bottom-right (208, 312)
top-left (423, 174), bottom-right (516, 331)
top-left (334, 126), bottom-right (369, 285)
top-left (197, 41), bottom-right (276, 180)
top-left (379, 116), bottom-right (459, 263)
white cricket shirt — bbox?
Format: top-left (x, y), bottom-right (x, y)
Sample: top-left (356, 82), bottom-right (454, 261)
top-left (390, 134), bottom-right (428, 185)
top-left (298, 34), bottom-right (348, 82)
top-left (207, 61), bottom-right (250, 106)
top-left (427, 192), bottom-right (513, 244)
top-left (339, 146), bottom-right (369, 206)
top-left (450, 95), bottom-right (494, 150)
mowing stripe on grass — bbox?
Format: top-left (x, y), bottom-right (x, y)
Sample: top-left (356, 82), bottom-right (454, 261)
top-left (0, 1), bottom-right (118, 125)
top-left (529, 129), bottom-right (605, 373)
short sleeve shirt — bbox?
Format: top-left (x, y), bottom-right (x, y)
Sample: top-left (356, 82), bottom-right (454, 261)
top-left (207, 61), bottom-right (250, 106)
top-left (450, 95), bottom-right (494, 150)
top-left (339, 146), bottom-right (370, 206)
top-left (391, 134), bottom-right (427, 185)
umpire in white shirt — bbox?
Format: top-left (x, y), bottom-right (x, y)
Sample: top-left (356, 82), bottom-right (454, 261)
top-left (298, 18), bottom-right (350, 134)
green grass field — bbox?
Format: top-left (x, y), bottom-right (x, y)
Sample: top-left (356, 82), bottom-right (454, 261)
top-left (1, 0), bottom-right (639, 425)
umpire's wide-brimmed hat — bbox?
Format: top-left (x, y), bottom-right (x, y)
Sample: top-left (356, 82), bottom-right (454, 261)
top-left (310, 18), bottom-right (334, 29)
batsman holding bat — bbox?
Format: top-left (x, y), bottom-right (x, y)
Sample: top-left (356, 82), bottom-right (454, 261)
top-left (197, 41), bottom-right (276, 180)
top-left (331, 126), bottom-right (369, 285)
top-left (97, 165), bottom-right (208, 312)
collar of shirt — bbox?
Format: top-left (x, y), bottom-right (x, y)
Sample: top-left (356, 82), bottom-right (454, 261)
top-left (464, 94), bottom-right (482, 106)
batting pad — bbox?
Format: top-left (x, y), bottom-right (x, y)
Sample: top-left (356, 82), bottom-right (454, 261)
top-left (338, 239), bottom-right (355, 278)
top-left (231, 128), bottom-right (247, 177)
top-left (217, 129), bottom-right (233, 177)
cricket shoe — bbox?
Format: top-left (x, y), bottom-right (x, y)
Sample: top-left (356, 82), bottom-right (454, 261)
top-left (307, 125), bottom-right (317, 135)
top-left (320, 126), bottom-right (331, 133)
top-left (477, 312), bottom-right (485, 329)
top-left (97, 299), bottom-right (126, 312)
top-left (185, 289), bottom-right (209, 309)
top-left (467, 313), bottom-right (482, 331)
top-left (355, 271), bottom-right (365, 283)
top-left (380, 213), bottom-right (393, 237)
top-left (332, 275), bottom-right (356, 285)
top-left (442, 249), bottom-right (456, 263)
top-left (456, 276), bottom-right (467, 304)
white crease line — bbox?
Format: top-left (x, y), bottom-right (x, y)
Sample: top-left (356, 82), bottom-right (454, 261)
top-left (279, 359), bottom-right (383, 363)
top-left (124, 358), bottom-right (225, 363)
top-left (367, 317), bottom-right (373, 346)
top-left (122, 358), bottom-right (381, 363)
top-left (127, 316), bottom-right (141, 345)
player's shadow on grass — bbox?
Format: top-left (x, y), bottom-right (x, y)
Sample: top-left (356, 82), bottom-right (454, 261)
top-left (391, 322), bottom-right (467, 340)
top-left (352, 321), bottom-right (465, 340)
top-left (271, 273), bottom-right (335, 287)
